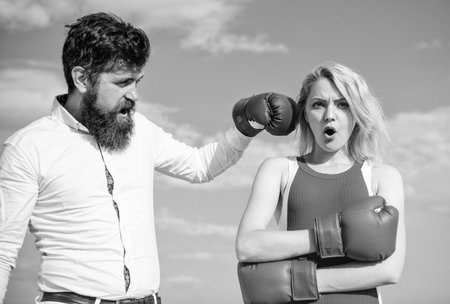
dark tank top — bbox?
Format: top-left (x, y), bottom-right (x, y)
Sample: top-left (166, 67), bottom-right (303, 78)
top-left (287, 156), bottom-right (379, 303)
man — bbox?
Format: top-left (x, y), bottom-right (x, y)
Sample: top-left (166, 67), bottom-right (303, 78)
top-left (0, 12), bottom-right (296, 304)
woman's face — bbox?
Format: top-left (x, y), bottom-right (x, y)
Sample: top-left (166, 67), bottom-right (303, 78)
top-left (305, 77), bottom-right (356, 154)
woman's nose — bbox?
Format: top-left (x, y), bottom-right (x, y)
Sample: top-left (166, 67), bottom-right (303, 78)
top-left (324, 104), bottom-right (336, 122)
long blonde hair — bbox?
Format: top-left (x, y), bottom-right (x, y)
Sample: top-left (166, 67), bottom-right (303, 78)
top-left (295, 62), bottom-right (390, 162)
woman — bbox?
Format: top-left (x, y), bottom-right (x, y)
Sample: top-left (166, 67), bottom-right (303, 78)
top-left (235, 62), bottom-right (405, 303)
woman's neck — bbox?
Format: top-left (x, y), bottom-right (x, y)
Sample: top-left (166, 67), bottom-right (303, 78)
top-left (303, 149), bottom-right (355, 175)
top-left (305, 147), bottom-right (354, 166)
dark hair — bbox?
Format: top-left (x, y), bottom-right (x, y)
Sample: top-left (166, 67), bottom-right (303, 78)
top-left (62, 12), bottom-right (150, 93)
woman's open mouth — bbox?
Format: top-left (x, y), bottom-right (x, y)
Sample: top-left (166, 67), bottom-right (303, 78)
top-left (323, 126), bottom-right (337, 138)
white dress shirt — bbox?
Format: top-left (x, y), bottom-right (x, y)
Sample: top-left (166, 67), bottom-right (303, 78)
top-left (0, 96), bottom-right (251, 302)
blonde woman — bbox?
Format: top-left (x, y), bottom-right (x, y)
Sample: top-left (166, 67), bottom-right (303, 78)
top-left (236, 62), bottom-right (405, 304)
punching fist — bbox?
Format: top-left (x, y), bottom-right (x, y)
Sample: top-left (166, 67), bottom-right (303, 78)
top-left (232, 93), bottom-right (296, 137)
top-left (314, 195), bottom-right (399, 262)
top-left (238, 258), bottom-right (319, 304)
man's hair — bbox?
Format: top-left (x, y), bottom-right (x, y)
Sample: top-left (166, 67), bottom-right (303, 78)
top-left (62, 12), bottom-right (150, 93)
top-left (295, 62), bottom-right (390, 162)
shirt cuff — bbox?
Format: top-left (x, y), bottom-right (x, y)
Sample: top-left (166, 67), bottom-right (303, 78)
top-left (224, 125), bottom-right (252, 152)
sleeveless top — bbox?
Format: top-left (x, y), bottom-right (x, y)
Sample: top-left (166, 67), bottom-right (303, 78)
top-left (275, 156), bottom-right (381, 304)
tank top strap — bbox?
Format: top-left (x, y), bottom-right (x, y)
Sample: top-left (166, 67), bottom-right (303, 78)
top-left (274, 156), bottom-right (298, 230)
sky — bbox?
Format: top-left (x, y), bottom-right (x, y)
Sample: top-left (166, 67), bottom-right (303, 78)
top-left (0, 0), bottom-right (449, 303)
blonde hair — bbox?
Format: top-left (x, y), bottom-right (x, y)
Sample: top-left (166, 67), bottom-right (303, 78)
top-left (295, 62), bottom-right (390, 162)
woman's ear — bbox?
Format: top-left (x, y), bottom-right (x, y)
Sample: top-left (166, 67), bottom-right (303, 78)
top-left (72, 66), bottom-right (88, 94)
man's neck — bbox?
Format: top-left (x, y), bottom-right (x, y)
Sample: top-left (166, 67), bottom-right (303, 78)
top-left (64, 92), bottom-right (83, 122)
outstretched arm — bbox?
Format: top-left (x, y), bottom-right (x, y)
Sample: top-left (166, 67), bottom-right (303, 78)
top-left (236, 157), bottom-right (317, 262)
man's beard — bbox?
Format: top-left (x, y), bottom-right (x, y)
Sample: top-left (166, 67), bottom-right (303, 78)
top-left (80, 88), bottom-right (135, 152)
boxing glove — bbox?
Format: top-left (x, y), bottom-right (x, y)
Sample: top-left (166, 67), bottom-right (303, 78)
top-left (232, 93), bottom-right (297, 137)
top-left (314, 195), bottom-right (399, 262)
top-left (238, 258), bottom-right (319, 304)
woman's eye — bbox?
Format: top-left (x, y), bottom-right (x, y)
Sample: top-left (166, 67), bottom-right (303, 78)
top-left (338, 102), bottom-right (350, 109)
top-left (312, 101), bottom-right (324, 108)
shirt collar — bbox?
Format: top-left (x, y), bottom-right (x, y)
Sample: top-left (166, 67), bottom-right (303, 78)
top-left (51, 94), bottom-right (90, 133)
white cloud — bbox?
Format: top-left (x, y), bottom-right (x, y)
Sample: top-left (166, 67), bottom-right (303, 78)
top-left (156, 207), bottom-right (237, 239)
top-left (0, 65), bottom-right (64, 136)
top-left (413, 38), bottom-right (445, 51)
top-left (386, 107), bottom-right (450, 206)
top-left (168, 252), bottom-right (217, 260)
top-left (163, 275), bottom-right (204, 289)
top-left (0, 0), bottom-right (288, 54)
top-left (0, 0), bottom-right (80, 30)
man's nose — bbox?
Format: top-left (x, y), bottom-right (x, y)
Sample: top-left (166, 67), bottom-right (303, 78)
top-left (125, 88), bottom-right (139, 102)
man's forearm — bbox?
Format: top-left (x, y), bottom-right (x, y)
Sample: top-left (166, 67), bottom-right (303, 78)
top-left (199, 125), bottom-right (251, 180)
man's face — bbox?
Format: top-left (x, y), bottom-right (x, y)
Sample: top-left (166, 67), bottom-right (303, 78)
top-left (80, 66), bottom-right (144, 151)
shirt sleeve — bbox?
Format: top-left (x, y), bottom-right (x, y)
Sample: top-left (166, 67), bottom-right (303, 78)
top-left (0, 143), bottom-right (39, 302)
top-left (151, 122), bottom-right (252, 183)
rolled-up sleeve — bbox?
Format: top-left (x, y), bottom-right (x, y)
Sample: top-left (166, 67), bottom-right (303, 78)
top-left (152, 122), bottom-right (251, 183)
top-left (0, 143), bottom-right (38, 301)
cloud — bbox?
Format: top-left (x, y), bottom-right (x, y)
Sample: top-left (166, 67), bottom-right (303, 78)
top-left (386, 106), bottom-right (450, 207)
top-left (163, 275), bottom-right (204, 289)
top-left (0, 0), bottom-right (288, 55)
top-left (156, 207), bottom-right (237, 239)
top-left (413, 38), bottom-right (445, 51)
top-left (168, 252), bottom-right (225, 260)
top-left (0, 65), bottom-right (65, 138)
top-left (0, 0), bottom-right (80, 30)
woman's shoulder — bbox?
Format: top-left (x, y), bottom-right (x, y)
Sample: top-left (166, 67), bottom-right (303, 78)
top-left (259, 156), bottom-right (292, 170)
top-left (370, 161), bottom-right (403, 191)
top-left (259, 156), bottom-right (296, 184)
top-left (371, 162), bottom-right (402, 177)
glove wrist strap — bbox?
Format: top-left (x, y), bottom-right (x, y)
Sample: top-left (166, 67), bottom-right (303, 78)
top-left (314, 213), bottom-right (345, 258)
top-left (291, 259), bottom-right (319, 301)
top-left (232, 98), bottom-right (263, 137)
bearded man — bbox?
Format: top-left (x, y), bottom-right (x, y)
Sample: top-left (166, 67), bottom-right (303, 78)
top-left (0, 12), bottom-right (297, 304)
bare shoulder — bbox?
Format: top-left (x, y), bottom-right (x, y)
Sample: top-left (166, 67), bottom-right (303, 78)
top-left (258, 156), bottom-right (291, 185)
top-left (372, 162), bottom-right (403, 182)
top-left (260, 156), bottom-right (290, 168)
top-left (371, 162), bottom-right (404, 204)
top-left (258, 156), bottom-right (290, 175)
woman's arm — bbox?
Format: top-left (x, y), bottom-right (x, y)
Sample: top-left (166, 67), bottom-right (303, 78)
top-left (235, 157), bottom-right (317, 262)
top-left (316, 163), bottom-right (406, 292)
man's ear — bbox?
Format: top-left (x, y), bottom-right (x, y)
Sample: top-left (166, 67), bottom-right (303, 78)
top-left (72, 66), bottom-right (88, 94)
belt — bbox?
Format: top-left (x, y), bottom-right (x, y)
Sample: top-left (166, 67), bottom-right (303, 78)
top-left (41, 292), bottom-right (161, 304)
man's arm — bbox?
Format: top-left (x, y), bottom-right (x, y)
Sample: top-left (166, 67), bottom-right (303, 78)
top-left (152, 93), bottom-right (297, 184)
top-left (0, 143), bottom-right (39, 303)
top-left (152, 122), bottom-right (252, 183)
